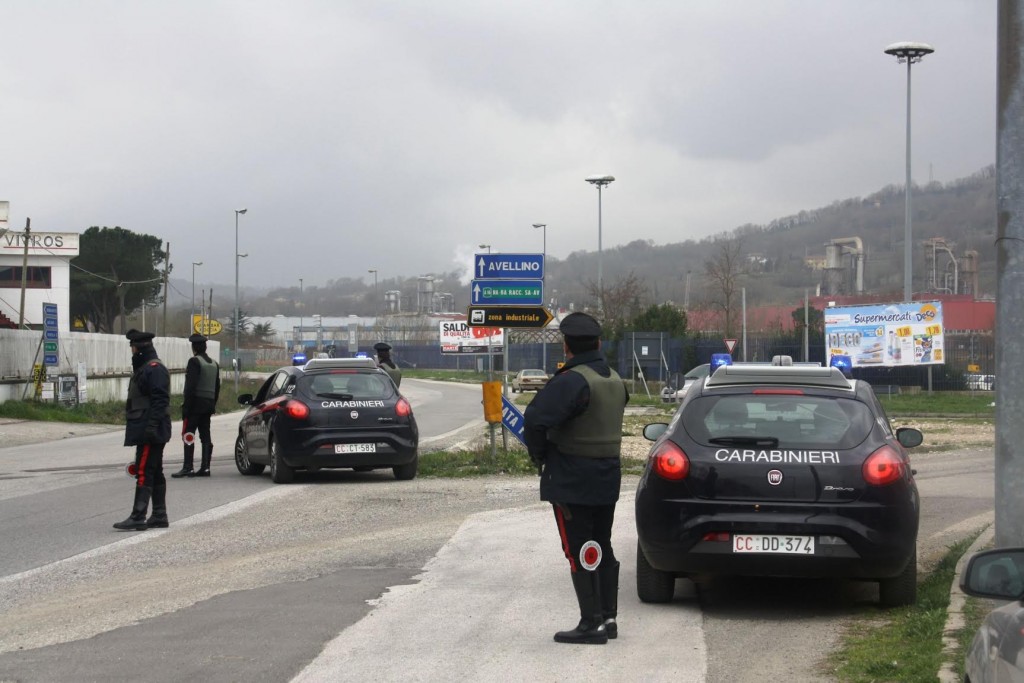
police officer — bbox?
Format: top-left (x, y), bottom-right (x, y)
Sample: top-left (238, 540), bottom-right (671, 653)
top-left (524, 312), bottom-right (629, 644)
top-left (113, 330), bottom-right (172, 530)
top-left (172, 333), bottom-right (221, 478)
top-left (374, 342), bottom-right (401, 388)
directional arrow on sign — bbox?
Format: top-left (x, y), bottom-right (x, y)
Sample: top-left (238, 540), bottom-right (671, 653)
top-left (470, 279), bottom-right (543, 305)
top-left (467, 306), bottom-right (554, 328)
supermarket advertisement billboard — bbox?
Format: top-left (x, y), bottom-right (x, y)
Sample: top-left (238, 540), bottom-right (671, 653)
top-left (823, 301), bottom-right (945, 368)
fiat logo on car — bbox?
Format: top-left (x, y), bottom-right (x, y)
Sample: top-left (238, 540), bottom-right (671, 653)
top-left (767, 469), bottom-right (784, 486)
top-left (350, 410), bottom-right (359, 419)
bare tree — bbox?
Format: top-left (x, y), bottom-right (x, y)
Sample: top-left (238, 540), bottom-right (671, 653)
top-left (585, 271), bottom-right (646, 329)
top-left (703, 236), bottom-right (747, 337)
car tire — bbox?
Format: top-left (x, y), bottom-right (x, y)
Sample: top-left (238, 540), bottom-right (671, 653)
top-left (269, 438), bottom-right (295, 484)
top-left (636, 540), bottom-right (675, 603)
top-left (234, 434), bottom-right (265, 475)
top-left (393, 455), bottom-right (418, 481)
top-left (879, 548), bottom-right (917, 607)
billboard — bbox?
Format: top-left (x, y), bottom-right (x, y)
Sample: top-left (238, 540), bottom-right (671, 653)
top-left (438, 320), bottom-right (504, 354)
top-left (824, 301), bottom-right (945, 368)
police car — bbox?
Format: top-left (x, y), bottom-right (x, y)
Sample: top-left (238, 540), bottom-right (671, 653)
top-left (233, 357), bottom-right (419, 483)
top-left (635, 355), bottom-right (923, 607)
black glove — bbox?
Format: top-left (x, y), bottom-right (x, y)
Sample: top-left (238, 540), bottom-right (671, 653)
top-left (529, 452), bottom-right (545, 476)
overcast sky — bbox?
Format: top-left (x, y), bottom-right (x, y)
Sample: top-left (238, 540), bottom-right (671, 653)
top-left (0, 1), bottom-right (996, 291)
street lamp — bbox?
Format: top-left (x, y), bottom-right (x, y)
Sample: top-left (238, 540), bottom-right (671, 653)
top-left (479, 243), bottom-right (491, 254)
top-left (884, 41), bottom-right (933, 303)
top-left (234, 208), bottom-right (247, 391)
top-left (298, 277), bottom-right (303, 352)
top-left (368, 269), bottom-right (378, 317)
top-left (532, 223), bottom-right (548, 372)
top-left (191, 261), bottom-right (203, 332)
top-left (585, 175), bottom-right (615, 314)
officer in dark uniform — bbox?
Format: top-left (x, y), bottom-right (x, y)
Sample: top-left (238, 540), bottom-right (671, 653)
top-left (114, 330), bottom-right (172, 531)
top-left (524, 312), bottom-right (629, 645)
top-left (374, 342), bottom-right (402, 388)
top-left (172, 333), bottom-right (221, 478)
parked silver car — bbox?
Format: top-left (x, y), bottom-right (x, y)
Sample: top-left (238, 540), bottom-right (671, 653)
top-left (960, 546), bottom-right (1024, 683)
top-left (660, 364), bottom-right (711, 403)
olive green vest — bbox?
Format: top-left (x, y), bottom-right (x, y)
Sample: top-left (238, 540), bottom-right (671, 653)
top-left (195, 356), bottom-right (218, 400)
top-left (547, 364), bottom-right (625, 458)
top-left (382, 362), bottom-right (402, 388)
top-left (127, 359), bottom-right (168, 415)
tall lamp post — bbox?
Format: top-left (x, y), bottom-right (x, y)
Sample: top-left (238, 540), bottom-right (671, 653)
top-left (298, 277), bottom-right (304, 352)
top-left (234, 208), bottom-right (247, 391)
top-left (884, 42), bottom-right (933, 303)
top-left (478, 243), bottom-right (491, 254)
top-left (585, 175), bottom-right (614, 315)
top-left (191, 261), bottom-right (203, 333)
top-left (368, 269), bottom-right (378, 318)
top-left (532, 223), bottom-right (548, 371)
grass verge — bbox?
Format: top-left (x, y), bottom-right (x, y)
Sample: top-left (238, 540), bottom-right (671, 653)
top-left (0, 377), bottom-right (266, 425)
top-left (829, 531), bottom-right (983, 682)
top-left (419, 443), bottom-right (647, 478)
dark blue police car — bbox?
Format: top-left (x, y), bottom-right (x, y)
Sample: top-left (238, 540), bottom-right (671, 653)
top-left (636, 356), bottom-right (923, 607)
top-left (234, 358), bottom-right (418, 483)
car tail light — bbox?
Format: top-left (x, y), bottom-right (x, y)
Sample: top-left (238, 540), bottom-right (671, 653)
top-left (702, 532), bottom-right (730, 542)
top-left (395, 397), bottom-right (411, 417)
top-left (752, 388), bottom-right (804, 395)
top-left (282, 400), bottom-right (310, 420)
top-left (651, 441), bottom-right (689, 481)
top-left (862, 445), bottom-right (905, 486)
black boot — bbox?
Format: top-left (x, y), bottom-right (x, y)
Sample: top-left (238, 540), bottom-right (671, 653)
top-left (194, 442), bottom-right (212, 477)
top-left (113, 486), bottom-right (152, 531)
top-left (171, 445), bottom-right (194, 478)
top-left (599, 560), bottom-right (620, 639)
top-left (147, 482), bottom-right (169, 528)
top-left (554, 570), bottom-right (607, 644)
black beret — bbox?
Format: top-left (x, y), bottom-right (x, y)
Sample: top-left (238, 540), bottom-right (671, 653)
top-left (188, 333), bottom-right (208, 344)
top-left (559, 312), bottom-right (601, 338)
top-left (126, 329), bottom-right (155, 344)
top-left (373, 342), bottom-right (392, 352)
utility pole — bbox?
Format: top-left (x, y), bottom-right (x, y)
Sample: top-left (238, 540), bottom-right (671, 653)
top-left (995, 0), bottom-right (1024, 546)
top-left (162, 241), bottom-right (170, 335)
top-left (18, 218), bottom-right (30, 328)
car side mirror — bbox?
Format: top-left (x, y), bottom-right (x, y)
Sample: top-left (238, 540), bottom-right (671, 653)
top-left (896, 427), bottom-right (923, 448)
top-left (643, 423), bottom-right (669, 441)
top-left (238, 393), bottom-right (254, 406)
top-left (960, 547), bottom-right (1024, 601)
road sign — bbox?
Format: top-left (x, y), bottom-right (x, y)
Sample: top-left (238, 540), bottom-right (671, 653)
top-left (471, 279), bottom-right (543, 305)
top-left (43, 302), bottom-right (59, 366)
top-left (193, 315), bottom-right (223, 335)
top-left (474, 253), bottom-right (544, 280)
top-left (724, 338), bottom-right (738, 354)
top-left (467, 306), bottom-right (553, 328)
top-left (501, 394), bottom-right (526, 446)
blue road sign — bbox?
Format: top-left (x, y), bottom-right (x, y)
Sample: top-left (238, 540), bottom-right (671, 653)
top-left (475, 253), bottom-right (544, 280)
top-left (501, 394), bottom-right (526, 445)
top-left (471, 279), bottom-right (543, 305)
top-left (44, 329), bottom-right (58, 340)
top-left (43, 303), bottom-right (57, 317)
top-left (44, 354), bottom-right (58, 365)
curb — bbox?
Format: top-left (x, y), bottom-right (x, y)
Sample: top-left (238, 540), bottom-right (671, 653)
top-left (936, 523), bottom-right (995, 682)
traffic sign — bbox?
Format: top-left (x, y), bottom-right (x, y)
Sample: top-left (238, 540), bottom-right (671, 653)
top-left (471, 279), bottom-right (543, 305)
top-left (43, 302), bottom-right (59, 366)
top-left (467, 306), bottom-right (553, 328)
top-left (501, 394), bottom-right (526, 446)
top-left (474, 253), bottom-right (544, 280)
top-left (724, 338), bottom-right (738, 354)
top-left (193, 315), bottom-right (224, 335)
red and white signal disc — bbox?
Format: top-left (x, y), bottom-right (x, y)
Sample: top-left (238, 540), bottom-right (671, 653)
top-left (125, 462), bottom-right (138, 477)
top-left (182, 431), bottom-right (195, 446)
top-left (579, 540), bottom-right (602, 571)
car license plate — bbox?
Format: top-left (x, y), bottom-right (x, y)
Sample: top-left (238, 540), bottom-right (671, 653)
top-left (733, 534), bottom-right (814, 554)
top-left (335, 443), bottom-right (376, 454)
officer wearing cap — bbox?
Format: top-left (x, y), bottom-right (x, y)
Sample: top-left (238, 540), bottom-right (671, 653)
top-left (172, 333), bottom-right (221, 478)
top-left (113, 329), bottom-right (172, 531)
top-left (524, 312), bottom-right (629, 645)
top-left (374, 342), bottom-right (401, 388)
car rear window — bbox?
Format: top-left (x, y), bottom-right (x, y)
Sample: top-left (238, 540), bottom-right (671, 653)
top-left (299, 371), bottom-right (394, 400)
top-left (681, 394), bottom-right (875, 449)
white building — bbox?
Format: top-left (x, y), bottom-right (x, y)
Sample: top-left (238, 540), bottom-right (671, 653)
top-left (0, 231), bottom-right (79, 332)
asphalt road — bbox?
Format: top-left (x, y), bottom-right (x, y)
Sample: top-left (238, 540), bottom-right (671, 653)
top-left (0, 384), bottom-right (997, 682)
